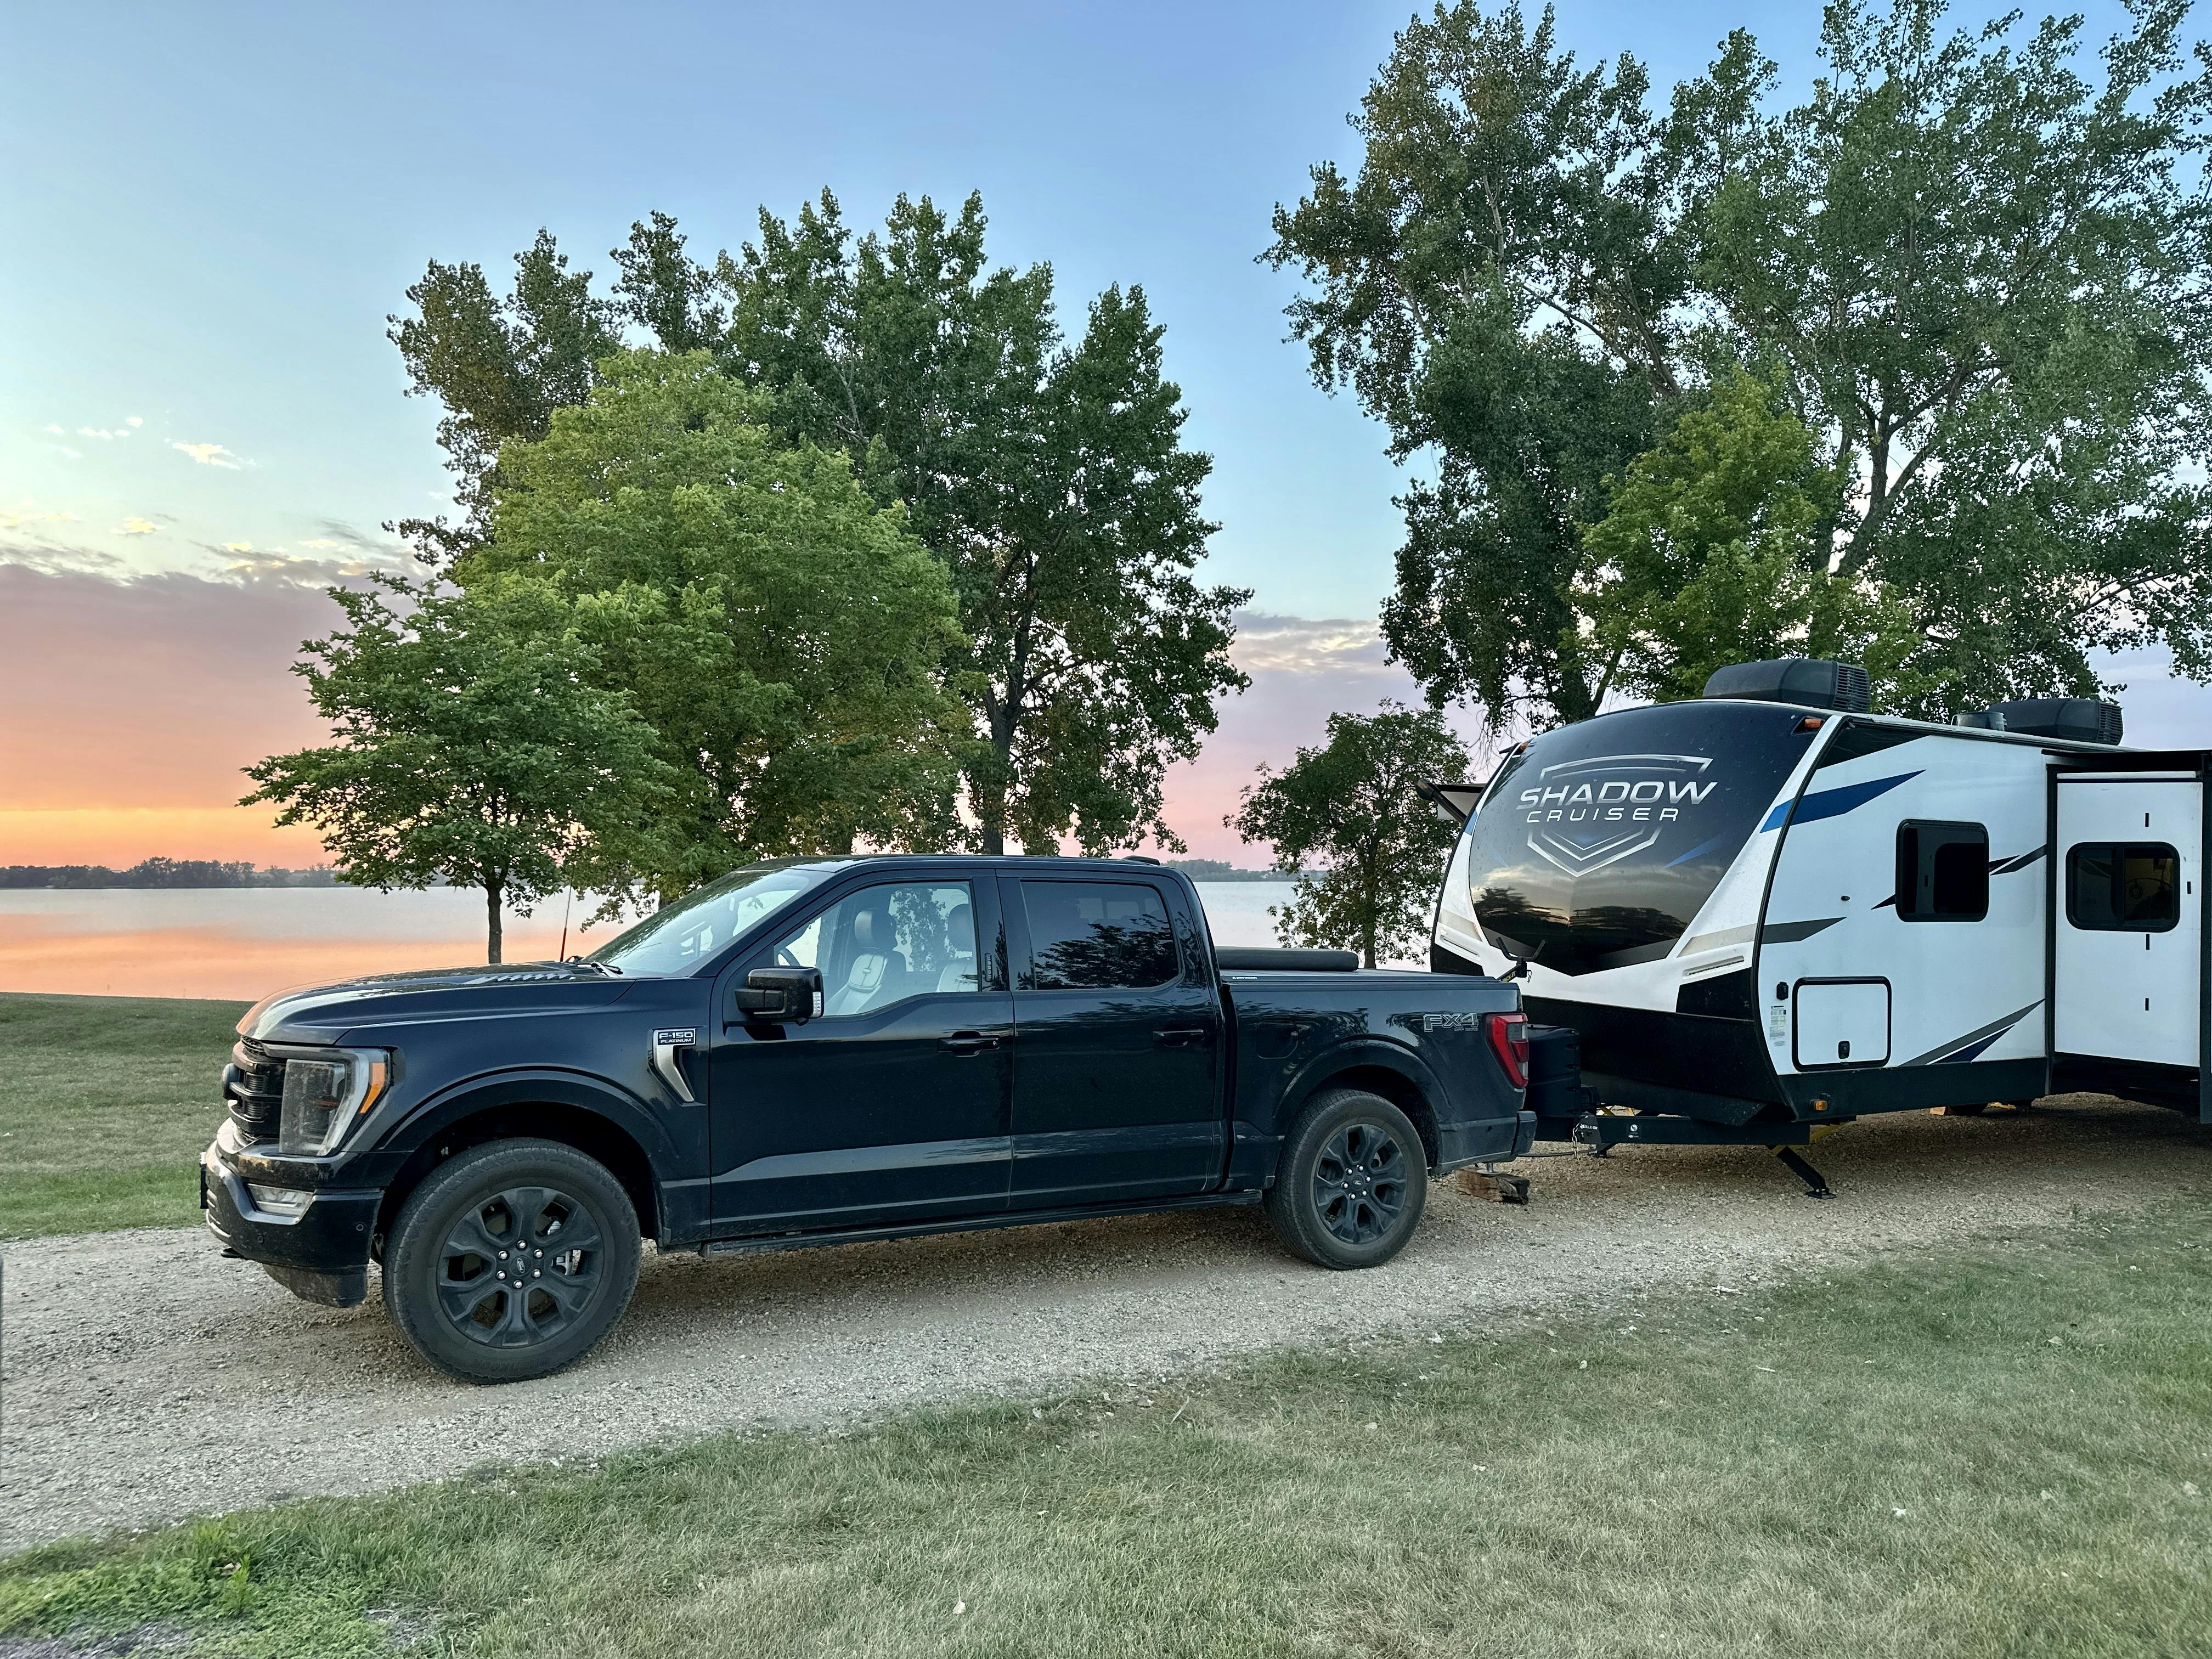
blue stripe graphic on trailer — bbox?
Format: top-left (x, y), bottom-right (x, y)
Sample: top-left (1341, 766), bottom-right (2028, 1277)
top-left (1761, 770), bottom-right (1922, 832)
top-left (1664, 833), bottom-right (1731, 868)
top-left (1898, 1001), bottom-right (2042, 1067)
top-left (1937, 1031), bottom-right (2007, 1064)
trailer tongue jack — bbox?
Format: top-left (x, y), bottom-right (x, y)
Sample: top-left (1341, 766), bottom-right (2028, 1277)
top-left (1769, 1144), bottom-right (1834, 1200)
top-left (1567, 1111), bottom-right (1842, 1199)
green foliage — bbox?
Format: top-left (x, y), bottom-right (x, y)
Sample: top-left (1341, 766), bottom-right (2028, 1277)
top-left (390, 192), bottom-right (1249, 856)
top-left (388, 231), bottom-right (620, 558)
top-left (1269, 0), bottom-right (2212, 725)
top-left (242, 576), bottom-right (674, 960)
top-left (466, 349), bottom-right (970, 901)
top-left (1578, 368), bottom-right (1921, 703)
top-left (1230, 702), bottom-right (1471, 966)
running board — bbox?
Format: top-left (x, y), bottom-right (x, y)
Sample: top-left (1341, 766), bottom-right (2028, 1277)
top-left (689, 1190), bottom-right (1263, 1259)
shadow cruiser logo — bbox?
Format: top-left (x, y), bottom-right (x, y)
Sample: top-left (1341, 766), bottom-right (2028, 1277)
top-left (1517, 753), bottom-right (1718, 875)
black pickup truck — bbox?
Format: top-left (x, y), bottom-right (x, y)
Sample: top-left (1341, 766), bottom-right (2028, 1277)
top-left (203, 855), bottom-right (1533, 1382)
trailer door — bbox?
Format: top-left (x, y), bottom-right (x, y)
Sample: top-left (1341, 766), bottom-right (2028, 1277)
top-left (2053, 776), bottom-right (2201, 1069)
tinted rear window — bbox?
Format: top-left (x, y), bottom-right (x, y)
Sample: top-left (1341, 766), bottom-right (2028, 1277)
top-left (1019, 881), bottom-right (1177, 990)
top-left (1461, 701), bottom-right (1816, 975)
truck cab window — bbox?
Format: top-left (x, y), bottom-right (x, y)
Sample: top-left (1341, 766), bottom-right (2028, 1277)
top-left (774, 882), bottom-right (980, 1016)
top-left (1019, 881), bottom-right (1177, 990)
top-left (1895, 821), bottom-right (1988, 921)
top-left (2066, 843), bottom-right (2180, 931)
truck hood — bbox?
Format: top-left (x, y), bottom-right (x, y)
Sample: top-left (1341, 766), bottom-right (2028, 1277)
top-left (238, 961), bottom-right (638, 1042)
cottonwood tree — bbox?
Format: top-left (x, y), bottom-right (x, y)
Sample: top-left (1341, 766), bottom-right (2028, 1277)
top-left (627, 192), bottom-right (1251, 853)
top-left (242, 578), bottom-right (673, 963)
top-left (388, 232), bottom-right (621, 560)
top-left (1231, 703), bottom-right (1472, 967)
top-left (464, 350), bottom-right (971, 902)
top-left (1268, 0), bottom-right (2212, 724)
top-left (391, 193), bottom-right (1249, 854)
top-left (1577, 369), bottom-right (1921, 704)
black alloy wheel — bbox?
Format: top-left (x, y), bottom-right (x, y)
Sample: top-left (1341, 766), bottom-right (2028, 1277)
top-left (384, 1139), bottom-right (640, 1384)
top-left (437, 1184), bottom-right (605, 1348)
top-left (1265, 1088), bottom-right (1428, 1270)
top-left (1312, 1120), bottom-right (1410, 1245)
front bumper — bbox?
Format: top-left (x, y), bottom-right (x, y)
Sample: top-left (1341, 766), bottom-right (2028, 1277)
top-left (200, 1132), bottom-right (381, 1307)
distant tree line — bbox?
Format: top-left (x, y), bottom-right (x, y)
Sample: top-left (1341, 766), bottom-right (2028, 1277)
top-left (0, 860), bottom-right (340, 890)
top-left (1162, 859), bottom-right (1314, 884)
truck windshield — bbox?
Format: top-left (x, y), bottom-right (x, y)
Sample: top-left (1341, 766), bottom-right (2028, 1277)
top-left (587, 859), bottom-right (843, 976)
top-left (1461, 700), bottom-right (1816, 975)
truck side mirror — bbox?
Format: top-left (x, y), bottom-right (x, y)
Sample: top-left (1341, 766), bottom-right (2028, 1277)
top-left (733, 966), bottom-right (824, 1023)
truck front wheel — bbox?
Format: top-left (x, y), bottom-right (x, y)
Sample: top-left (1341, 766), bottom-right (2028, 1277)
top-left (1265, 1089), bottom-right (1427, 1270)
top-left (383, 1138), bottom-right (641, 1384)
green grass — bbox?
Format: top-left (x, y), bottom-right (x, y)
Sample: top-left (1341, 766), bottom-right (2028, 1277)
top-left (0, 992), bottom-right (247, 1239)
top-left (6, 1200), bottom-right (2209, 1658)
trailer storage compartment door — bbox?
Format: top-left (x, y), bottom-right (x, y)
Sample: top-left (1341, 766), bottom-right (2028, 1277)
top-left (1792, 978), bottom-right (1891, 1069)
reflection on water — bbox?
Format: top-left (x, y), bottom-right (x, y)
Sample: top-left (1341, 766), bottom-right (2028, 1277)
top-left (0, 881), bottom-right (1304, 1001)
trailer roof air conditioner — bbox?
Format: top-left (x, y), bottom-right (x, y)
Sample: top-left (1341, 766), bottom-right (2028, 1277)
top-left (1699, 657), bottom-right (1871, 713)
top-left (1955, 697), bottom-right (2124, 746)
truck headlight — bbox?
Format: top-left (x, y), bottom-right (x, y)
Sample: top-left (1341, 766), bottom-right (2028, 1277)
top-left (277, 1049), bottom-right (391, 1156)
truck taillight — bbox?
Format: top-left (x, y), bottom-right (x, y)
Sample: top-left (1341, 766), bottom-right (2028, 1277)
top-left (1487, 1012), bottom-right (1530, 1090)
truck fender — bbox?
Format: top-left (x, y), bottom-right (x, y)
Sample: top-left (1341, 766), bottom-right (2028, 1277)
top-left (379, 1068), bottom-right (681, 1235)
top-left (1276, 1036), bottom-right (1456, 1160)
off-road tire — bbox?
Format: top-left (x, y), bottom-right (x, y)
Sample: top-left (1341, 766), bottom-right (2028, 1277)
top-left (383, 1138), bottom-right (641, 1385)
top-left (1264, 1088), bottom-right (1427, 1270)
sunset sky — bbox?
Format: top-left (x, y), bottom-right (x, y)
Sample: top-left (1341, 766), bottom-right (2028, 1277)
top-left (4, 0), bottom-right (2195, 871)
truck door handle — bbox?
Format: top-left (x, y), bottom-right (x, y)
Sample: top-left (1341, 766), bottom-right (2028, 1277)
top-left (1156, 1027), bottom-right (1212, 1049)
top-left (939, 1032), bottom-right (1003, 1055)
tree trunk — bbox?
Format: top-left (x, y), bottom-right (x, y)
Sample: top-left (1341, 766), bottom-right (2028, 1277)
top-left (484, 873), bottom-right (505, 964)
top-left (977, 702), bottom-right (1018, 856)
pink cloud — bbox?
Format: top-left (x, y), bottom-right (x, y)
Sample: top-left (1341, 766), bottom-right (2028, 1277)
top-left (0, 566), bottom-right (342, 860)
top-left (1156, 612), bottom-right (1498, 863)
top-left (0, 576), bottom-right (1514, 872)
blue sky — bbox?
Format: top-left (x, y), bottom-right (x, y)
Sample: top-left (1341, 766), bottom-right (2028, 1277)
top-left (2, 0), bottom-right (2196, 865)
top-left (2, 0), bottom-right (1839, 612)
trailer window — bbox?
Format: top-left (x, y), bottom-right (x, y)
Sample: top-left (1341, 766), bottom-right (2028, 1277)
top-left (2066, 843), bottom-right (2180, 932)
top-left (1896, 821), bottom-right (1988, 921)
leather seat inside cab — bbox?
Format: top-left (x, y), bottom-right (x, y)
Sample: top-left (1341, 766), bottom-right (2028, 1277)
top-left (828, 907), bottom-right (907, 1015)
top-left (937, 902), bottom-right (978, 991)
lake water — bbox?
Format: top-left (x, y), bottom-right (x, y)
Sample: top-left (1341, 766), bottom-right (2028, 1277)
top-left (0, 881), bottom-right (1302, 1001)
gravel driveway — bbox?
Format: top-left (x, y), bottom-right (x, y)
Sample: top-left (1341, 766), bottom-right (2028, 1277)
top-left (4, 1096), bottom-right (2207, 1551)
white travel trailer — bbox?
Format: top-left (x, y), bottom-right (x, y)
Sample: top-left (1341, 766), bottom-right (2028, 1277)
top-left (1430, 659), bottom-right (2208, 1153)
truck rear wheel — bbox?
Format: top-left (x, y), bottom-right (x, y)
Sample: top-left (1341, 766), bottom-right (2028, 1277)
top-left (1265, 1089), bottom-right (1427, 1270)
top-left (382, 1138), bottom-right (640, 1385)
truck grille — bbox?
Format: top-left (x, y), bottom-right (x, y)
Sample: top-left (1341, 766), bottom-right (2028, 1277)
top-left (225, 1039), bottom-right (285, 1143)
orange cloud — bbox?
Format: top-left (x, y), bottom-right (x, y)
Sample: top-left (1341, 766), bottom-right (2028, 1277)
top-left (0, 566), bottom-right (343, 862)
